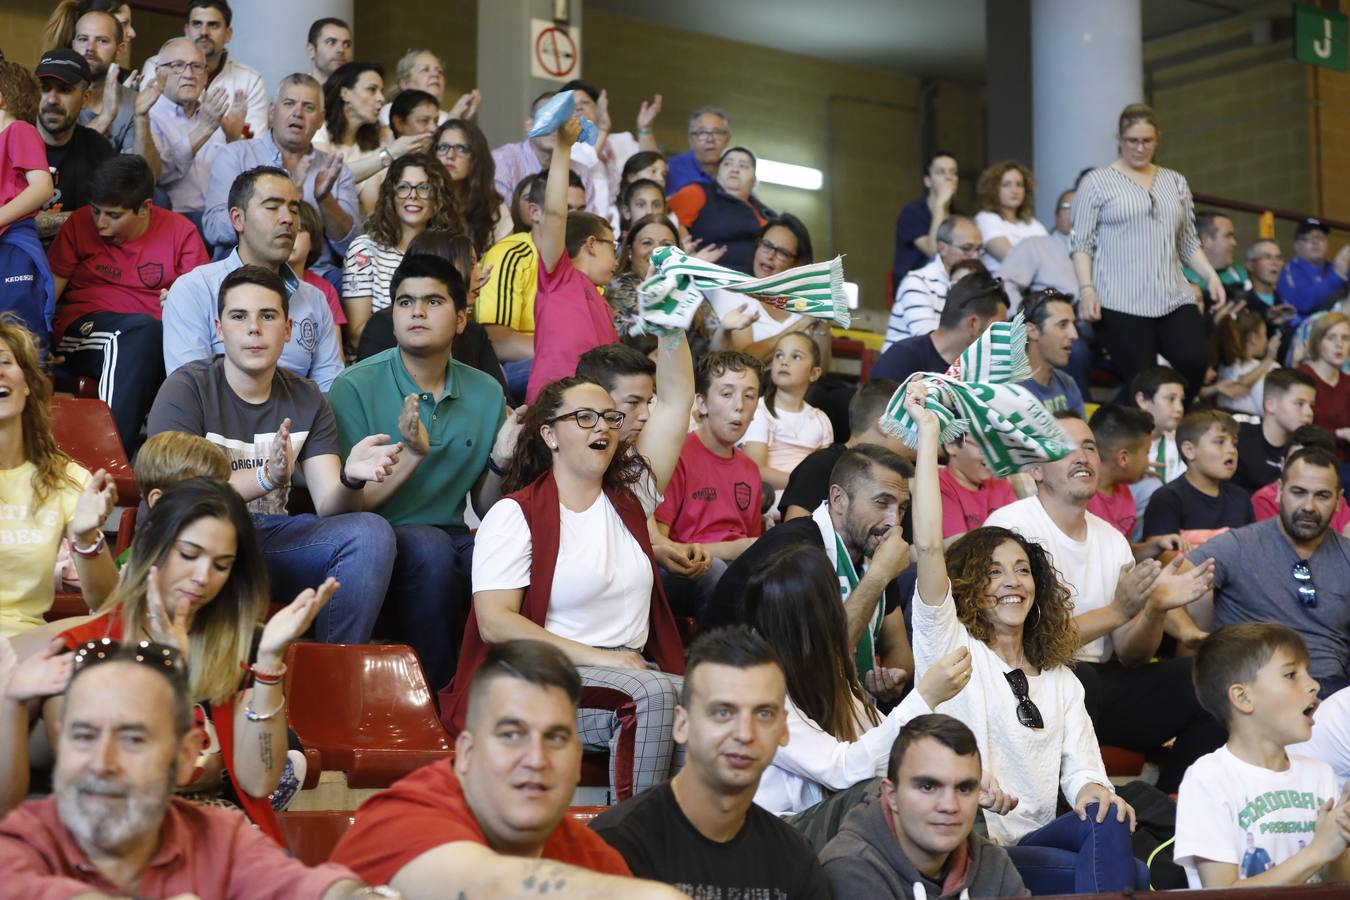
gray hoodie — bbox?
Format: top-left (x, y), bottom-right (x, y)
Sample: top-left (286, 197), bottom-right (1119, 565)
top-left (819, 794), bottom-right (1029, 899)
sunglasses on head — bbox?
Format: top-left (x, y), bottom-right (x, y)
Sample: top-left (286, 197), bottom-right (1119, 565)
top-left (72, 638), bottom-right (183, 673)
top-left (1023, 288), bottom-right (1075, 323)
top-left (1005, 668), bottom-right (1044, 730)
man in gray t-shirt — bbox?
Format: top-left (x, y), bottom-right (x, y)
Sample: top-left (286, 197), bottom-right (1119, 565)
top-left (1185, 447), bottom-right (1350, 695)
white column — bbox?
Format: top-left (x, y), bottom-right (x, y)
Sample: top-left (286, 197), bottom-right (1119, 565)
top-left (1031, 0), bottom-right (1143, 223)
top-left (228, 0), bottom-right (354, 101)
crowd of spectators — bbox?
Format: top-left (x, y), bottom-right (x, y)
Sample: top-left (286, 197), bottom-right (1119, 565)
top-left (2, 1), bottom-right (1350, 897)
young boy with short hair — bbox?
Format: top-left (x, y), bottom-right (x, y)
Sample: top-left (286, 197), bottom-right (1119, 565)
top-left (134, 430), bottom-right (231, 508)
top-left (654, 350), bottom-right (764, 616)
top-left (1128, 365), bottom-right (1187, 539)
top-left (1087, 404), bottom-right (1155, 540)
top-left (1142, 409), bottom-right (1254, 540)
top-left (1234, 367), bottom-right (1317, 493)
top-left (937, 433), bottom-right (1016, 538)
top-left (1176, 623), bottom-right (1350, 888)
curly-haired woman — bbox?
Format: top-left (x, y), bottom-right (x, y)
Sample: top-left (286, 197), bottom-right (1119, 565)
top-left (973, 160), bottom-right (1046, 276)
top-left (905, 380), bottom-right (1147, 894)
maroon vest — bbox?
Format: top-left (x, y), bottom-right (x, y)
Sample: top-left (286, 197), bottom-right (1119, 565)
top-left (439, 471), bottom-right (685, 734)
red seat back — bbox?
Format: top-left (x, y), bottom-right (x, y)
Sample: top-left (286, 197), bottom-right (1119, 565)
top-left (277, 811), bottom-right (356, 866)
top-left (50, 397), bottom-right (139, 506)
top-left (284, 643), bottom-right (453, 789)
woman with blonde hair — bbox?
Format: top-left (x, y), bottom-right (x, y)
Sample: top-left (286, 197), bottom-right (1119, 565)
top-left (1297, 310), bottom-right (1350, 462)
top-left (974, 160), bottom-right (1046, 276)
top-left (0, 317), bottom-right (117, 637)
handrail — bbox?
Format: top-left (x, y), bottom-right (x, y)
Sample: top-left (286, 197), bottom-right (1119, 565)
top-left (1193, 192), bottom-right (1350, 232)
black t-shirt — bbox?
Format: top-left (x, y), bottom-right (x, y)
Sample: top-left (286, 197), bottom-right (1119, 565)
top-left (1140, 474), bottom-right (1255, 537)
top-left (870, 333), bottom-right (950, 384)
top-left (1234, 421), bottom-right (1284, 493)
top-left (43, 125), bottom-right (115, 215)
top-left (590, 782), bottom-right (833, 900)
top-left (778, 443), bottom-right (846, 517)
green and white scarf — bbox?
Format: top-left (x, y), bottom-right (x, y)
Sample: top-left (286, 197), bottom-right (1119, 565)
top-left (879, 314), bottom-right (1074, 476)
top-left (632, 245), bottom-right (850, 336)
top-left (813, 502), bottom-right (882, 678)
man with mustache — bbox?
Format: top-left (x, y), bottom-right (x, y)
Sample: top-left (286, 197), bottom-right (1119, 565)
top-left (705, 444), bottom-right (916, 703)
top-left (34, 49), bottom-right (115, 239)
top-left (986, 411), bottom-right (1223, 793)
top-left (1184, 445), bottom-right (1350, 697)
top-left (0, 644), bottom-right (374, 897)
top-left (163, 165), bottom-right (343, 390)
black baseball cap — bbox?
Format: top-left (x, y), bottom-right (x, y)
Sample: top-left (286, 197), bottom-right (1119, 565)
top-left (35, 49), bottom-right (93, 86)
top-left (1295, 218), bottom-right (1330, 239)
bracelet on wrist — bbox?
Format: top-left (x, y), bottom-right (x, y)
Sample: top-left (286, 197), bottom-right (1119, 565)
top-left (244, 696), bottom-right (286, 721)
top-left (637, 127), bottom-right (652, 135)
top-left (339, 468), bottom-right (367, 491)
top-left (378, 147), bottom-right (392, 168)
top-left (240, 660), bottom-right (287, 685)
top-left (71, 531), bottom-right (106, 558)
top-left (256, 465), bottom-right (276, 494)
top-left (486, 457), bottom-right (507, 477)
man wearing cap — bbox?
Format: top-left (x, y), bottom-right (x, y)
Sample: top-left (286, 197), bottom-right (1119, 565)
top-left (34, 50), bottom-right (116, 239)
top-left (1279, 218), bottom-right (1350, 324)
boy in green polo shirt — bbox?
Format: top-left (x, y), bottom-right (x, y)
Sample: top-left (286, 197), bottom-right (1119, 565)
top-left (328, 254), bottom-right (514, 690)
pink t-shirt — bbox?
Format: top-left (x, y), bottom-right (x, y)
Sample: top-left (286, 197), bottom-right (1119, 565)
top-left (47, 205), bottom-right (209, 339)
top-left (1086, 482), bottom-right (1138, 539)
top-left (656, 431), bottom-right (763, 544)
top-left (938, 466), bottom-right (1017, 537)
top-left (1251, 480), bottom-right (1350, 532)
top-left (526, 252), bottom-right (619, 402)
top-left (0, 121), bottom-right (48, 236)
top-left (304, 270), bottom-right (346, 325)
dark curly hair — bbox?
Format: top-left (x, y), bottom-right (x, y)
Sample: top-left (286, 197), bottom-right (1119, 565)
top-left (434, 118), bottom-right (502, 255)
top-left (946, 526), bottom-right (1079, 670)
top-left (501, 376), bottom-right (652, 496)
top-left (364, 152), bottom-right (463, 249)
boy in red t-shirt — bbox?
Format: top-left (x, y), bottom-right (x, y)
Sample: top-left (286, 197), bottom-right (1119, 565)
top-left (0, 61), bottom-right (57, 347)
top-left (655, 350), bottom-right (765, 617)
top-left (47, 155), bottom-right (208, 453)
top-left (525, 111), bottom-right (619, 403)
top-left (1087, 403), bottom-right (1156, 542)
top-left (936, 432), bottom-right (1017, 539)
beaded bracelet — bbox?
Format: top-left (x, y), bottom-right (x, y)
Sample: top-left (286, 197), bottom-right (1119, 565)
top-left (256, 464), bottom-right (276, 494)
top-left (244, 697), bottom-right (285, 721)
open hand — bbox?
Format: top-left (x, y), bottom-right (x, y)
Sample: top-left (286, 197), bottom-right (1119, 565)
top-left (718, 302), bottom-right (760, 332)
top-left (258, 577), bottom-right (339, 661)
top-left (200, 86), bottom-right (230, 130)
top-left (69, 469), bottom-right (118, 541)
top-left (636, 94), bottom-right (663, 131)
top-left (133, 71), bottom-right (162, 118)
top-left (917, 647), bottom-right (972, 709)
top-left (219, 89), bottom-right (248, 140)
top-left (3, 639), bottom-right (74, 702)
top-left (1111, 559), bottom-right (1160, 621)
top-left (594, 88), bottom-right (612, 132)
top-left (345, 434), bottom-right (403, 484)
top-left (399, 394), bottom-right (429, 456)
top-left (1148, 555), bottom-right (1214, 612)
top-left (447, 89), bottom-right (481, 120)
top-left (492, 403), bottom-right (528, 462)
top-left (312, 153), bottom-right (342, 202)
top-left (144, 565), bottom-right (193, 658)
top-left (266, 418), bottom-right (294, 488)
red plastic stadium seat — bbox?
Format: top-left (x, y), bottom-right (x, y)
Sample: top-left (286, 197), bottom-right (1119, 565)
top-left (52, 371), bottom-right (100, 400)
top-left (577, 684), bottom-right (640, 803)
top-left (284, 643), bottom-right (453, 789)
top-left (44, 592), bottom-right (91, 622)
top-left (1101, 745), bottom-right (1147, 778)
top-left (565, 806), bottom-right (608, 824)
top-left (277, 811), bottom-right (356, 866)
top-left (50, 397), bottom-right (139, 506)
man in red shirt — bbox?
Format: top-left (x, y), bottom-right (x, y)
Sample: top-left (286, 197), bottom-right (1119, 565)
top-left (331, 639), bottom-right (682, 900)
top-left (48, 154), bottom-right (209, 453)
top-left (0, 644), bottom-right (369, 898)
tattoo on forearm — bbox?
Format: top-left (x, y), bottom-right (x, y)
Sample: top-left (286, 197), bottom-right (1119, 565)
top-left (521, 861), bottom-right (568, 894)
top-left (259, 731), bottom-right (273, 770)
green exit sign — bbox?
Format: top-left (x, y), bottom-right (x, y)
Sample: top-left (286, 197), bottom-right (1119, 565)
top-left (1296, 4), bottom-right (1348, 71)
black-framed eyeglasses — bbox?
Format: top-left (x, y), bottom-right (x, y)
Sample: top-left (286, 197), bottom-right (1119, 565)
top-left (1292, 560), bottom-right (1318, 608)
top-left (72, 638), bottom-right (183, 672)
top-left (160, 60), bottom-right (207, 74)
top-left (1023, 288), bottom-right (1076, 322)
top-left (689, 128), bottom-right (729, 141)
top-left (394, 181), bottom-right (432, 199)
top-left (757, 238), bottom-right (798, 263)
top-left (547, 407), bottom-right (626, 430)
top-left (1005, 668), bottom-right (1044, 730)
top-left (435, 141), bottom-right (471, 158)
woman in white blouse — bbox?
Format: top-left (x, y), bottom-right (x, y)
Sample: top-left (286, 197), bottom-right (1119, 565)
top-left (745, 542), bottom-right (974, 840)
top-left (905, 380), bottom-right (1147, 895)
top-left (974, 161), bottom-right (1047, 276)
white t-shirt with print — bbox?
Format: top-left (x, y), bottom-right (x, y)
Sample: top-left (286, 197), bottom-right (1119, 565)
top-left (1176, 745), bottom-right (1339, 888)
top-left (472, 491), bottom-right (657, 651)
top-left (974, 211), bottom-right (1049, 276)
top-left (1292, 686), bottom-right (1350, 793)
top-left (984, 497), bottom-right (1135, 663)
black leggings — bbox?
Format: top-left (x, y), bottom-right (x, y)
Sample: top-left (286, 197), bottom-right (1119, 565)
top-left (1099, 304), bottom-right (1208, 403)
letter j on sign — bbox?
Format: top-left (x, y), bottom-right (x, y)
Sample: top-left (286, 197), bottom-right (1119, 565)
top-left (1296, 4), bottom-right (1348, 72)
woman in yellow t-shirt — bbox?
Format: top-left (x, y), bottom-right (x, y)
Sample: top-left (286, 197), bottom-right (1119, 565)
top-left (0, 319), bottom-right (118, 637)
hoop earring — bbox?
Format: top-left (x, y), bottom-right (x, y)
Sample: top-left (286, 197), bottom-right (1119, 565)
top-left (1027, 603), bottom-right (1041, 629)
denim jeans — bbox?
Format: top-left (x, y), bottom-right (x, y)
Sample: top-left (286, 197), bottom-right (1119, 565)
top-left (1004, 803), bottom-right (1150, 894)
top-left (251, 512), bottom-right (396, 644)
top-left (387, 525), bottom-right (475, 691)
top-left (502, 358), bottom-right (532, 407)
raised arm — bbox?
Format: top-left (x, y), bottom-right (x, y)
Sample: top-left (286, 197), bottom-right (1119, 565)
top-left (637, 333), bottom-right (696, 493)
top-left (907, 383), bottom-right (949, 606)
top-left (537, 116), bottom-right (583, 272)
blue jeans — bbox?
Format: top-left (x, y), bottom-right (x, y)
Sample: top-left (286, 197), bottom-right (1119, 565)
top-left (388, 525), bottom-right (474, 691)
top-left (1004, 803), bottom-right (1149, 894)
top-left (502, 358), bottom-right (532, 406)
top-left (252, 512), bottom-right (396, 644)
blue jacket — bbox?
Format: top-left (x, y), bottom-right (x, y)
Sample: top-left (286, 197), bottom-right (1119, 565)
top-left (1278, 257), bottom-right (1347, 320)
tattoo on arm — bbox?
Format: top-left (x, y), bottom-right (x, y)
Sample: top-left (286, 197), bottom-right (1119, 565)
top-left (521, 861), bottom-right (568, 894)
top-left (259, 731), bottom-right (273, 770)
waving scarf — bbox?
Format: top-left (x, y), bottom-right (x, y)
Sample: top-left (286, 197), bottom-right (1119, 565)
top-left (879, 314), bottom-right (1074, 476)
top-left (631, 244), bottom-right (850, 336)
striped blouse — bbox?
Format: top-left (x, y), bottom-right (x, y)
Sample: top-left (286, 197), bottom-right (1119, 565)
top-left (1070, 165), bottom-right (1201, 318)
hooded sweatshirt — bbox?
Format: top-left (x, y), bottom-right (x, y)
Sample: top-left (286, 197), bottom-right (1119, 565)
top-left (819, 795), bottom-right (1028, 899)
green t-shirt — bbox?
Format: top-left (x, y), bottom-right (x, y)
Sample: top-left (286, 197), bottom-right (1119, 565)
top-left (327, 348), bottom-right (505, 527)
top-left (1183, 262), bottom-right (1248, 288)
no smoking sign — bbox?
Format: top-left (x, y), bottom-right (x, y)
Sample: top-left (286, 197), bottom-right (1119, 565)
top-left (530, 19), bottom-right (581, 82)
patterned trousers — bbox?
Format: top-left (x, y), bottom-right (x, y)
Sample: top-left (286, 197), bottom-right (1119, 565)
top-left (576, 665), bottom-right (683, 801)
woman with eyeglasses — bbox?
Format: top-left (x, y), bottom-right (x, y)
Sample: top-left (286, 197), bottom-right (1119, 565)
top-left (443, 376), bottom-right (686, 801)
top-left (432, 118), bottom-right (512, 255)
top-left (340, 151), bottom-right (462, 352)
top-left (905, 381), bottom-right (1146, 894)
top-left (668, 146), bottom-right (773, 274)
top-left (1072, 103), bottom-right (1220, 400)
top-left (0, 478), bottom-right (332, 842)
top-left (974, 161), bottom-right (1047, 277)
